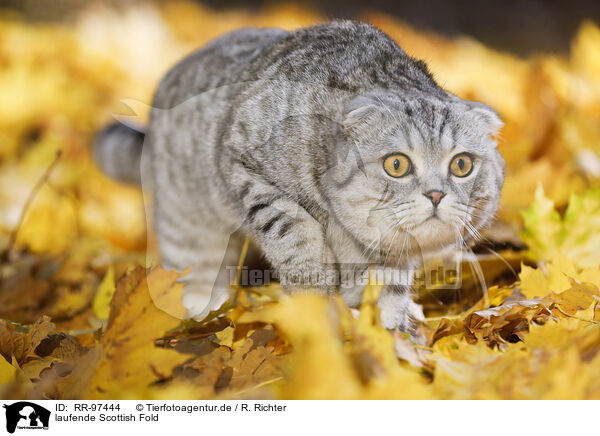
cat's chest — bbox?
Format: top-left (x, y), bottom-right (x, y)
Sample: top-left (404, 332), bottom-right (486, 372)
top-left (325, 221), bottom-right (372, 265)
top-left (325, 219), bottom-right (421, 269)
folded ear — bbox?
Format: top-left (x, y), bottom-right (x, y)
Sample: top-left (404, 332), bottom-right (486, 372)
top-left (342, 95), bottom-right (379, 132)
top-left (465, 101), bottom-right (503, 137)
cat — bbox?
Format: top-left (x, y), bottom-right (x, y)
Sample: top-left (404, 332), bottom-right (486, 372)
top-left (94, 20), bottom-right (505, 335)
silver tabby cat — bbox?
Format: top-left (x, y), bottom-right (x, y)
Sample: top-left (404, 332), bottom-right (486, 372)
top-left (94, 21), bottom-right (505, 335)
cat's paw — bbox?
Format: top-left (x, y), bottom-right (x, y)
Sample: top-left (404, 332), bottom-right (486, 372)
top-left (181, 283), bottom-right (229, 320)
top-left (182, 290), bottom-right (211, 319)
top-left (378, 292), bottom-right (424, 341)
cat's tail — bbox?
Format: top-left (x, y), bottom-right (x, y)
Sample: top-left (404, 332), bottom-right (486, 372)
top-left (93, 122), bottom-right (145, 186)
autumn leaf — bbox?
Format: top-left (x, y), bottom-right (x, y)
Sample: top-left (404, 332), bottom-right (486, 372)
top-left (0, 316), bottom-right (56, 366)
top-left (519, 256), bottom-right (600, 299)
top-left (228, 341), bottom-right (281, 391)
top-left (55, 267), bottom-right (193, 399)
top-left (551, 280), bottom-right (600, 316)
top-left (237, 294), bottom-right (363, 399)
top-left (521, 186), bottom-right (600, 268)
top-left (92, 266), bottom-right (116, 320)
top-left (0, 354), bottom-right (17, 385)
top-left (433, 319), bottom-right (600, 399)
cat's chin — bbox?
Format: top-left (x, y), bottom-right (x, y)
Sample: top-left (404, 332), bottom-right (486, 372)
top-left (373, 218), bottom-right (458, 263)
top-left (409, 217), bottom-right (458, 253)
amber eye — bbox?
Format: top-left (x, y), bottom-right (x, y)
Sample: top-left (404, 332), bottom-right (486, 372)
top-left (449, 153), bottom-right (474, 177)
top-left (383, 153), bottom-right (412, 178)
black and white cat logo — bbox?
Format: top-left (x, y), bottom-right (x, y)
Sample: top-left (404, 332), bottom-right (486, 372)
top-left (2, 402), bottom-right (50, 433)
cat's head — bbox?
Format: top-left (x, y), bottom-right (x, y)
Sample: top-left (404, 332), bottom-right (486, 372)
top-left (323, 90), bottom-right (505, 262)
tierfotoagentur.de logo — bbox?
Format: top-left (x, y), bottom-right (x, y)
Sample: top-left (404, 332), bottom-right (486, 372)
top-left (2, 402), bottom-right (50, 433)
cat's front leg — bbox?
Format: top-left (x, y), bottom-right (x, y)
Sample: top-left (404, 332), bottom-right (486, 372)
top-left (238, 185), bottom-right (336, 294)
top-left (378, 284), bottom-right (425, 339)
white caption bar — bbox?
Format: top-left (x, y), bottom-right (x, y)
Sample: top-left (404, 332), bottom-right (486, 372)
top-left (0, 400), bottom-right (594, 435)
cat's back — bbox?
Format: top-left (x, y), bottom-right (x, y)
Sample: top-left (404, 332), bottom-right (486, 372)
top-left (153, 27), bottom-right (289, 108)
top-left (153, 21), bottom-right (442, 108)
top-left (247, 20), bottom-right (441, 94)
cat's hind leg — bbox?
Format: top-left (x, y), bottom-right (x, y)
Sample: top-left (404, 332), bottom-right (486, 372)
top-left (155, 207), bottom-right (244, 319)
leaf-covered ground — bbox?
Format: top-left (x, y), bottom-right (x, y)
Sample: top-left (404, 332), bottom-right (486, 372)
top-left (1, 2), bottom-right (600, 400)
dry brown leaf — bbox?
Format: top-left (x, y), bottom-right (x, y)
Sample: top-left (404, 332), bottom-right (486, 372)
top-left (0, 316), bottom-right (56, 366)
top-left (228, 341), bottom-right (282, 391)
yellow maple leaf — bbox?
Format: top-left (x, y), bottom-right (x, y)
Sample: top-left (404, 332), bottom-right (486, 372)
top-left (57, 267), bottom-right (193, 399)
top-left (519, 256), bottom-right (600, 299)
top-left (551, 280), bottom-right (600, 316)
top-left (521, 186), bottom-right (600, 268)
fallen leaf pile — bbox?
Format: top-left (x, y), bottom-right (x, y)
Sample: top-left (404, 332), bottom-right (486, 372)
top-left (1, 2), bottom-right (600, 399)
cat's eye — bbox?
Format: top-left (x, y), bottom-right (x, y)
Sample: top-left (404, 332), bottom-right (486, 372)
top-left (383, 153), bottom-right (412, 178)
top-left (449, 153), bottom-right (474, 177)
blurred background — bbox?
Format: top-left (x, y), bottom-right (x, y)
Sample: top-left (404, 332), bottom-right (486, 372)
top-left (0, 0), bottom-right (599, 324)
top-left (4, 0), bottom-right (600, 55)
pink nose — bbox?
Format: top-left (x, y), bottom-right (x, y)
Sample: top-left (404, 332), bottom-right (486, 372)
top-left (424, 190), bottom-right (446, 206)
